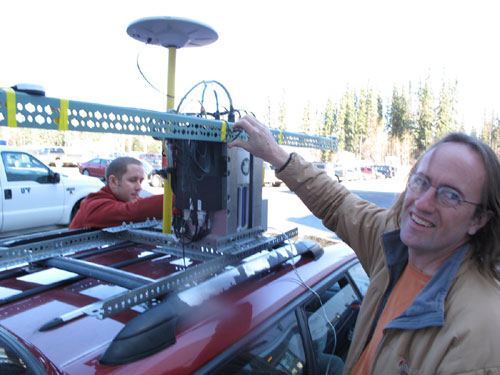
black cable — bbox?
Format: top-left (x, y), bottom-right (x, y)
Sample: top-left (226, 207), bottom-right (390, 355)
top-left (176, 80), bottom-right (235, 122)
top-left (213, 89), bottom-right (220, 120)
top-left (136, 42), bottom-right (169, 97)
top-left (200, 82), bottom-right (208, 115)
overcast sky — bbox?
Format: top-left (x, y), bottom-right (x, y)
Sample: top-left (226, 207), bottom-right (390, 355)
top-left (1, 0), bottom-right (498, 132)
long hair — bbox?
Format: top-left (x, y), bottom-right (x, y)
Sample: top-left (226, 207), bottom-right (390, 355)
top-left (389, 133), bottom-right (500, 280)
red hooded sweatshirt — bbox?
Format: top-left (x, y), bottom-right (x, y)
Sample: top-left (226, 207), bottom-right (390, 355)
top-left (69, 185), bottom-right (163, 229)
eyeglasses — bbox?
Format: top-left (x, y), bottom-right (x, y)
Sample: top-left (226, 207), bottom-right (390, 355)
top-left (408, 173), bottom-right (482, 208)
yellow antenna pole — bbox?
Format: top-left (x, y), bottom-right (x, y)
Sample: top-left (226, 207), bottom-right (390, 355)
top-left (163, 47), bottom-right (176, 233)
top-left (127, 16), bottom-right (218, 235)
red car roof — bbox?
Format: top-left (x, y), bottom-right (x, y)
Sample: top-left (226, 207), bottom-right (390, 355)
top-left (0, 237), bottom-right (355, 374)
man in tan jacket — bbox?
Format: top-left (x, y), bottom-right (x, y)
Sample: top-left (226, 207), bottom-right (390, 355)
top-left (230, 115), bottom-right (500, 374)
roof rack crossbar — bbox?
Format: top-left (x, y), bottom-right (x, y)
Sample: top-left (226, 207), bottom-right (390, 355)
top-left (115, 226), bottom-right (268, 261)
top-left (44, 257), bottom-right (154, 290)
top-left (0, 220), bottom-right (163, 271)
top-left (4, 253), bottom-right (160, 309)
top-left (0, 231), bottom-right (120, 271)
top-left (83, 229), bottom-right (297, 319)
top-left (0, 240), bottom-right (136, 282)
top-left (37, 253), bottom-right (160, 332)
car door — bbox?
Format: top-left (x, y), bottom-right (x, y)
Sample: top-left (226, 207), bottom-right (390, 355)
top-left (85, 159), bottom-right (100, 177)
top-left (0, 151), bottom-right (64, 232)
top-left (100, 159), bottom-right (111, 179)
top-left (204, 260), bottom-right (369, 375)
top-left (302, 264), bottom-right (367, 373)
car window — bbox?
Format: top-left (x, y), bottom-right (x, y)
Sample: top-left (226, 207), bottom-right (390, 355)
top-left (2, 152), bottom-right (51, 183)
top-left (213, 309), bottom-right (306, 375)
top-left (348, 263), bottom-right (370, 296)
top-left (304, 275), bottom-right (361, 374)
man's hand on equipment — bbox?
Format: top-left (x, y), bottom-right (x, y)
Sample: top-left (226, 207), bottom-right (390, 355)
top-left (228, 115), bottom-right (290, 170)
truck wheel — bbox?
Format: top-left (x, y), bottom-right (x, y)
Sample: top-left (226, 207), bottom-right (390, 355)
top-left (70, 200), bottom-right (82, 221)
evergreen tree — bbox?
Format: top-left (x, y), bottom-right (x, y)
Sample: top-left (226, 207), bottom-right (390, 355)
top-left (300, 102), bottom-right (312, 134)
top-left (321, 98), bottom-right (336, 161)
top-left (377, 95), bottom-right (384, 125)
top-left (334, 96), bottom-right (345, 152)
top-left (355, 89), bottom-right (368, 157)
top-left (263, 96), bottom-right (273, 127)
top-left (415, 79), bottom-right (435, 156)
top-left (361, 89), bottom-right (385, 162)
top-left (277, 90), bottom-right (287, 131)
top-left (481, 112), bottom-right (500, 155)
top-left (435, 80), bottom-right (458, 138)
top-left (493, 116), bottom-right (500, 155)
top-left (337, 90), bottom-right (356, 153)
top-left (387, 86), bottom-right (410, 140)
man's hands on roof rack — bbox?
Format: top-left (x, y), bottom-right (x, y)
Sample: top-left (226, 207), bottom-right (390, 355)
top-left (228, 115), bottom-right (290, 170)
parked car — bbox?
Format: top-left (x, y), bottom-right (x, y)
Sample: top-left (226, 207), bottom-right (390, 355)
top-left (312, 162), bottom-right (359, 183)
top-left (79, 158), bottom-right (112, 180)
top-left (263, 162), bottom-right (283, 187)
top-left (36, 146), bottom-right (65, 167)
top-left (139, 153), bottom-right (162, 168)
top-left (36, 146), bottom-right (82, 168)
top-left (0, 233), bottom-right (369, 375)
top-left (312, 162), bottom-right (337, 181)
top-left (360, 166), bottom-right (376, 179)
top-left (0, 146), bottom-right (104, 236)
top-left (373, 165), bottom-right (395, 178)
top-left (80, 158), bottom-right (155, 184)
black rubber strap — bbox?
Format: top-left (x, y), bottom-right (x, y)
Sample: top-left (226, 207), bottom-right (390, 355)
top-left (275, 153), bottom-right (295, 173)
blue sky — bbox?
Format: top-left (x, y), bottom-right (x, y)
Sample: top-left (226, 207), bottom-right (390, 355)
top-left (1, 0), bottom-right (498, 131)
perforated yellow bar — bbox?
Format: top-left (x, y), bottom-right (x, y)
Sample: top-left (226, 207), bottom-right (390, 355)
top-left (59, 99), bottom-right (69, 131)
top-left (5, 88), bottom-right (16, 127)
top-left (221, 121), bottom-right (227, 142)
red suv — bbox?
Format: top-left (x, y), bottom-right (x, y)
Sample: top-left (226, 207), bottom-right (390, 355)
top-left (0, 227), bottom-right (368, 375)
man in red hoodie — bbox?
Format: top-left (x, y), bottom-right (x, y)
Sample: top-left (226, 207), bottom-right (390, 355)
top-left (70, 156), bottom-right (163, 229)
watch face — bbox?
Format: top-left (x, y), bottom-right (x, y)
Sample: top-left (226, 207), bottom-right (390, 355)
top-left (241, 157), bottom-right (250, 176)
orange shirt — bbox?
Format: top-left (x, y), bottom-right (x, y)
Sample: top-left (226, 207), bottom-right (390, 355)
top-left (353, 263), bottom-right (432, 375)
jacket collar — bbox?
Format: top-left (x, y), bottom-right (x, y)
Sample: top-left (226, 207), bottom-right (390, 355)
top-left (382, 230), bottom-right (468, 330)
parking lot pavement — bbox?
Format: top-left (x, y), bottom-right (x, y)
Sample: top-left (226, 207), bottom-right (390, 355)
top-left (342, 174), bottom-right (407, 193)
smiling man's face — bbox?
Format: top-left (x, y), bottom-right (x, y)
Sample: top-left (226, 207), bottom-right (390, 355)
top-left (400, 142), bottom-right (488, 260)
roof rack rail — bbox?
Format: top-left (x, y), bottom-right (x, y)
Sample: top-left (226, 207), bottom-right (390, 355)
top-left (100, 239), bottom-right (324, 365)
top-left (13, 221), bottom-right (296, 331)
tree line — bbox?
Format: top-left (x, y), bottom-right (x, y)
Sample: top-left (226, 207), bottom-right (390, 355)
top-left (271, 78), bottom-right (499, 167)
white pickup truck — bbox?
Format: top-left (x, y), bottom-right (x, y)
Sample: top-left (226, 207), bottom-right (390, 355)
top-left (0, 146), bottom-right (104, 237)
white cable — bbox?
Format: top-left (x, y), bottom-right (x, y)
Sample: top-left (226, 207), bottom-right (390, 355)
top-left (267, 228), bottom-right (338, 374)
